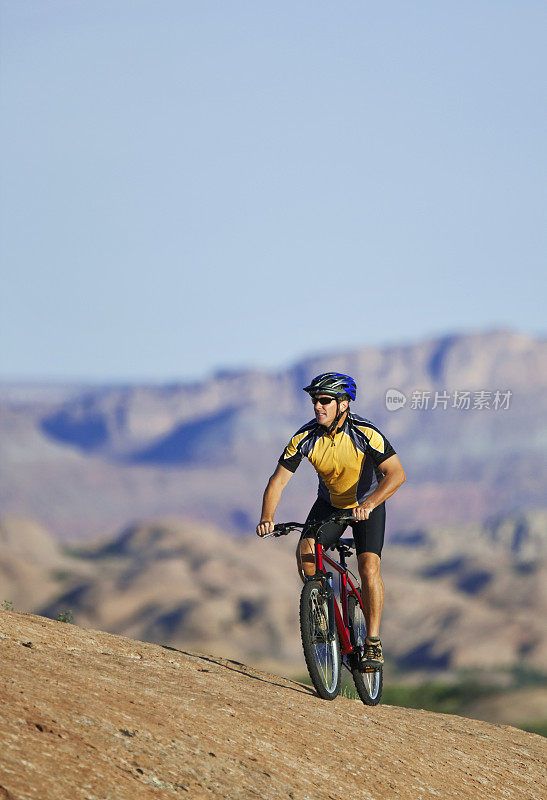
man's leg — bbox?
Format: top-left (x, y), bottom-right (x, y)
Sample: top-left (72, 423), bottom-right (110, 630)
top-left (296, 498), bottom-right (345, 582)
top-left (357, 552), bottom-right (384, 638)
top-left (352, 503), bottom-right (385, 666)
top-left (296, 536), bottom-right (316, 581)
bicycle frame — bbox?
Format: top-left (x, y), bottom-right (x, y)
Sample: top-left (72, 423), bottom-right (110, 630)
top-left (264, 518), bottom-right (366, 659)
top-left (315, 540), bottom-right (364, 657)
top-left (264, 517), bottom-right (382, 701)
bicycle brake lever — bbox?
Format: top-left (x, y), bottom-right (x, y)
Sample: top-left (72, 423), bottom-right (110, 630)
top-left (262, 521), bottom-right (304, 538)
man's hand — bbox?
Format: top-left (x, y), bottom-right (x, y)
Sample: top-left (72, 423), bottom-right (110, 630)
top-left (353, 501), bottom-right (375, 521)
top-left (256, 520), bottom-right (275, 537)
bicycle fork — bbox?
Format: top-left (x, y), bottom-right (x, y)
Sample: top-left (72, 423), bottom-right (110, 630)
top-left (325, 573), bottom-right (336, 640)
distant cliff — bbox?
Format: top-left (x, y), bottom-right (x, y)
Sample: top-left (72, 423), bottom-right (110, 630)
top-left (1, 329), bottom-right (545, 538)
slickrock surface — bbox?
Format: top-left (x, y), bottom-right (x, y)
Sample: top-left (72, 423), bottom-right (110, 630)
top-left (0, 612), bottom-right (545, 800)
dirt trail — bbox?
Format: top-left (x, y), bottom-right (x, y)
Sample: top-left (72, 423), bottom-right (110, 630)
top-left (0, 611), bottom-right (545, 800)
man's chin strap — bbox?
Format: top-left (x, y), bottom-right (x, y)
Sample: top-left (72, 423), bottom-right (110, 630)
top-left (327, 398), bottom-right (348, 436)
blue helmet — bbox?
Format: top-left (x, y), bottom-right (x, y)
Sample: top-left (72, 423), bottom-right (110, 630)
top-left (303, 372), bottom-right (357, 401)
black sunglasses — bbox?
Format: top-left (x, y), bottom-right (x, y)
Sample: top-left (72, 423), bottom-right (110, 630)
top-left (311, 396), bottom-right (336, 406)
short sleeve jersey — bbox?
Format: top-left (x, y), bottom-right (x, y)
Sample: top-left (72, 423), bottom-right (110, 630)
top-left (278, 412), bottom-right (396, 509)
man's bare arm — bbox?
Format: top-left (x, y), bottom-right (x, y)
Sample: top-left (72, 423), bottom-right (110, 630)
top-left (353, 454), bottom-right (406, 521)
top-left (256, 463), bottom-right (294, 536)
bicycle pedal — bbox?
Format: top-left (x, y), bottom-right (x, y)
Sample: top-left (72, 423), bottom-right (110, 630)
top-left (353, 650), bottom-right (379, 672)
top-left (357, 662), bottom-right (378, 673)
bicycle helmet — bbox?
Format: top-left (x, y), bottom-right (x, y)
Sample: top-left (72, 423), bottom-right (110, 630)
top-left (302, 372), bottom-right (357, 401)
top-left (303, 372), bottom-right (357, 435)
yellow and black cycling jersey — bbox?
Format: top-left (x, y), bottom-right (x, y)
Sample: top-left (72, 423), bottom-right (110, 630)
top-left (278, 412), bottom-right (396, 509)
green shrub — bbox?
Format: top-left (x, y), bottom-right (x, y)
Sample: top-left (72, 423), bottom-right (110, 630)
top-left (517, 720), bottom-right (547, 738)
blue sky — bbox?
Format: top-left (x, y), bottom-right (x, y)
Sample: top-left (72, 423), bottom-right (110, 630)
top-left (1, 0), bottom-right (545, 382)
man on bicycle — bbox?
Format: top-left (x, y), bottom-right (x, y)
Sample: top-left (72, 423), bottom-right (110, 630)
top-left (256, 372), bottom-right (405, 669)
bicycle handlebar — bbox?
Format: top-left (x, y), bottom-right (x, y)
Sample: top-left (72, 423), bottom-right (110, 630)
top-left (262, 522), bottom-right (302, 538)
top-left (261, 515), bottom-right (358, 538)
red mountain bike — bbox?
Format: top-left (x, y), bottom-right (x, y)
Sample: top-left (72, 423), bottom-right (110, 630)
top-left (264, 517), bottom-right (382, 705)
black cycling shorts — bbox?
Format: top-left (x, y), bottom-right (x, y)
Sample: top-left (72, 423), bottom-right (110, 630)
top-left (300, 497), bottom-right (386, 558)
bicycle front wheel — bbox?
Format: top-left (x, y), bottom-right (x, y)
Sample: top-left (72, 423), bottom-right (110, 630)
top-left (348, 591), bottom-right (383, 706)
top-left (299, 579), bottom-right (341, 700)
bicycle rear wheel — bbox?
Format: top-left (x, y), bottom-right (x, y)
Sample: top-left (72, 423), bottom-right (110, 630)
top-left (348, 591), bottom-right (383, 706)
top-left (299, 579), bottom-right (341, 700)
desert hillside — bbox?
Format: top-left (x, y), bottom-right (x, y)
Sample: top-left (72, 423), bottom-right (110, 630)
top-left (2, 510), bottom-right (546, 685)
top-left (0, 611), bottom-right (545, 800)
top-left (2, 511), bottom-right (546, 739)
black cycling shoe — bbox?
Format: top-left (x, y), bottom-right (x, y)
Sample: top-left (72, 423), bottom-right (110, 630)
top-left (359, 637), bottom-right (384, 669)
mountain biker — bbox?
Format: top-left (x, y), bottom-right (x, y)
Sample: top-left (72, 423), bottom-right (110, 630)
top-left (256, 372), bottom-right (405, 669)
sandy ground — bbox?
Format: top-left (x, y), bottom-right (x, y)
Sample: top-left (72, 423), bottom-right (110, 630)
top-left (0, 611), bottom-right (545, 800)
